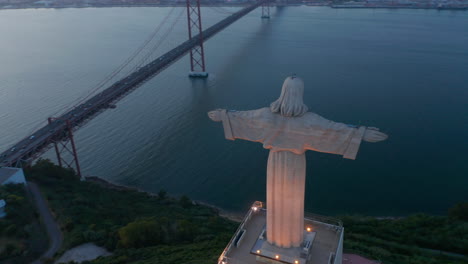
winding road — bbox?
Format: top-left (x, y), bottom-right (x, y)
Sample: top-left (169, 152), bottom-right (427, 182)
top-left (28, 182), bottom-right (63, 264)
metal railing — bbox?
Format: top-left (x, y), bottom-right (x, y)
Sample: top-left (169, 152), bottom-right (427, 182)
top-left (304, 211), bottom-right (343, 228)
top-left (218, 201), bottom-right (263, 264)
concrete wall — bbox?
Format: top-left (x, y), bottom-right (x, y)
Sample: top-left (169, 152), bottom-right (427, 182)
top-left (3, 168), bottom-right (27, 185)
top-left (334, 228), bottom-right (344, 264)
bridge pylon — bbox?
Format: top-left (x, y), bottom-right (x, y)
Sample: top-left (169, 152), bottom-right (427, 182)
top-left (186, 0), bottom-right (208, 78)
top-left (261, 1), bottom-right (270, 19)
top-left (48, 117), bottom-right (83, 180)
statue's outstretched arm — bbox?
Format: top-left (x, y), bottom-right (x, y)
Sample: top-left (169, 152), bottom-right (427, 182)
top-left (208, 109), bottom-right (225, 122)
top-left (363, 127), bottom-right (388, 143)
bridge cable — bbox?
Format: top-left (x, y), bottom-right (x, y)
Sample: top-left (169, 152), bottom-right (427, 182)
top-left (130, 7), bottom-right (186, 72)
top-left (59, 7), bottom-right (178, 115)
top-left (20, 8), bottom-right (178, 141)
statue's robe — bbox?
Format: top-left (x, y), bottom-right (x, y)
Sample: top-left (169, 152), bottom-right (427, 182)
top-left (218, 107), bottom-right (366, 248)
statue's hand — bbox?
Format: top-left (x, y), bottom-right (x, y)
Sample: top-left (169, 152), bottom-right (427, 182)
top-left (208, 109), bottom-right (224, 122)
top-left (363, 127), bottom-right (388, 143)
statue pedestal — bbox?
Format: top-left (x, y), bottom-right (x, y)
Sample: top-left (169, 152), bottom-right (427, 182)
top-left (218, 201), bottom-right (344, 264)
top-left (251, 229), bottom-right (316, 264)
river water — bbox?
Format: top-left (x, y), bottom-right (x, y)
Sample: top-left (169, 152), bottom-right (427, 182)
top-left (0, 6), bottom-right (467, 216)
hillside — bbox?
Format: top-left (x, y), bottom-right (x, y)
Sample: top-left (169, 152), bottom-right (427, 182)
top-left (12, 159), bottom-right (467, 264)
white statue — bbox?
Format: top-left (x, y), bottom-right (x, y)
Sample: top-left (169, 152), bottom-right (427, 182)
top-left (208, 76), bottom-right (388, 248)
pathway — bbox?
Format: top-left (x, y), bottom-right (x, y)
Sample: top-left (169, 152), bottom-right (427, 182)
top-left (28, 182), bottom-right (63, 264)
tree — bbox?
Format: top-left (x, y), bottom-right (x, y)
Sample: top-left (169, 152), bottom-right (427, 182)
top-left (179, 195), bottom-right (192, 209)
top-left (448, 202), bottom-right (468, 221)
top-left (157, 189), bottom-right (167, 200)
top-left (118, 219), bottom-right (162, 248)
top-left (176, 219), bottom-right (196, 242)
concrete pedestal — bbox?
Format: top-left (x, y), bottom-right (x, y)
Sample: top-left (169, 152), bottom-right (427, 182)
top-left (251, 228), bottom-right (316, 264)
top-left (188, 71), bottom-right (209, 78)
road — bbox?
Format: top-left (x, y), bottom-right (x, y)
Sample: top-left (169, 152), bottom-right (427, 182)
top-left (28, 182), bottom-right (63, 264)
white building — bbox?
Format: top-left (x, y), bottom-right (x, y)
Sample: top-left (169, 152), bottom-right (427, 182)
top-left (0, 167), bottom-right (27, 186)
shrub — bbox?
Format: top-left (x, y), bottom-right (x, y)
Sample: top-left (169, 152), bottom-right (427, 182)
top-left (448, 202), bottom-right (468, 221)
top-left (157, 189), bottom-right (167, 200)
top-left (118, 219), bottom-right (163, 248)
top-left (176, 219), bottom-right (196, 242)
top-left (179, 195), bottom-right (192, 209)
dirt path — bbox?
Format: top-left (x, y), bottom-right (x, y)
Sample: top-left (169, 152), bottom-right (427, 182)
top-left (28, 182), bottom-right (63, 264)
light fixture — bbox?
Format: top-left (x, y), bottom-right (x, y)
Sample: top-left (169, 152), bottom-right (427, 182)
top-left (256, 250), bottom-right (261, 254)
top-left (275, 255), bottom-right (280, 259)
top-left (295, 260), bottom-right (299, 264)
top-left (306, 227), bottom-right (312, 232)
top-left (252, 206), bottom-right (258, 212)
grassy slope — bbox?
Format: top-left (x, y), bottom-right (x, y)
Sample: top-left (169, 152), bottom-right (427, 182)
top-left (341, 214), bottom-right (468, 264)
top-left (0, 184), bottom-right (48, 264)
top-left (25, 160), bottom-right (468, 264)
top-left (26, 159), bottom-right (237, 263)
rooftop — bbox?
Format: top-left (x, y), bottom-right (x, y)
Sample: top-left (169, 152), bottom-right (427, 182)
top-left (0, 167), bottom-right (21, 185)
top-left (219, 203), bottom-right (343, 264)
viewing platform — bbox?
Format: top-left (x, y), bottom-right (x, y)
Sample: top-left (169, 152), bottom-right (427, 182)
top-left (219, 202), bottom-right (343, 264)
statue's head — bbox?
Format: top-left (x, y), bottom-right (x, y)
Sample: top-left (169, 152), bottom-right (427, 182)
top-left (270, 75), bottom-right (309, 117)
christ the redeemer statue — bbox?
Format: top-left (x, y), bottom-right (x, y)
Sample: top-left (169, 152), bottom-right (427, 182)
top-left (208, 76), bottom-right (388, 249)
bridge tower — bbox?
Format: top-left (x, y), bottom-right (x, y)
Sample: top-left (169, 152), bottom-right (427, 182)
top-left (261, 1), bottom-right (270, 19)
top-left (186, 0), bottom-right (208, 78)
top-left (48, 118), bottom-right (83, 180)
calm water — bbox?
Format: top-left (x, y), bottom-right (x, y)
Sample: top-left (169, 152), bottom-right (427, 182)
top-left (0, 6), bottom-right (467, 216)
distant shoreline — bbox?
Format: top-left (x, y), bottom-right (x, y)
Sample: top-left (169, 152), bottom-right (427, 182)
top-left (0, 3), bottom-right (248, 10)
top-left (1, 3), bottom-right (466, 11)
top-left (0, 3), bottom-right (254, 11)
top-left (85, 176), bottom-right (245, 222)
top-left (331, 5), bottom-right (467, 10)
top-left (85, 176), bottom-right (412, 222)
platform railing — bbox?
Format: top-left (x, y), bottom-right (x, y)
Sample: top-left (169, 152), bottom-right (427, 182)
top-left (218, 201), bottom-right (263, 264)
top-left (304, 211), bottom-right (343, 227)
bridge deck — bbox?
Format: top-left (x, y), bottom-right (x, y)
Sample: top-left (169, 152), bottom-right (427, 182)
top-left (0, 2), bottom-right (263, 167)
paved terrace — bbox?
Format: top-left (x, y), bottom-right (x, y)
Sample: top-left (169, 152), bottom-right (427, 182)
top-left (220, 207), bottom-right (343, 264)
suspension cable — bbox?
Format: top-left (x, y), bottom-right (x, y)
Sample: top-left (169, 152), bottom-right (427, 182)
top-left (59, 7), bottom-right (178, 115)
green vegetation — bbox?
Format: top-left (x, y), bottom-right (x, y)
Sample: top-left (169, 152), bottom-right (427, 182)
top-left (25, 159), bottom-right (237, 263)
top-left (20, 159), bottom-right (468, 264)
top-left (449, 202), bottom-right (468, 221)
top-left (0, 183), bottom-right (48, 263)
top-left (341, 210), bottom-right (468, 264)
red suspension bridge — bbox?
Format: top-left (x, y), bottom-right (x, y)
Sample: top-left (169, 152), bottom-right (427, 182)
top-left (0, 0), bottom-right (271, 178)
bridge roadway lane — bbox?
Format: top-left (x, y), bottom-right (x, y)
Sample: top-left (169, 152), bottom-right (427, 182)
top-left (0, 1), bottom-right (264, 168)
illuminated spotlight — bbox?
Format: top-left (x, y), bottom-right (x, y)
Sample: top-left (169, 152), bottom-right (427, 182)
top-left (252, 206), bottom-right (258, 212)
top-left (306, 227), bottom-right (312, 232)
top-left (275, 255), bottom-right (280, 259)
top-left (295, 260), bottom-right (299, 264)
top-left (256, 250), bottom-right (261, 254)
